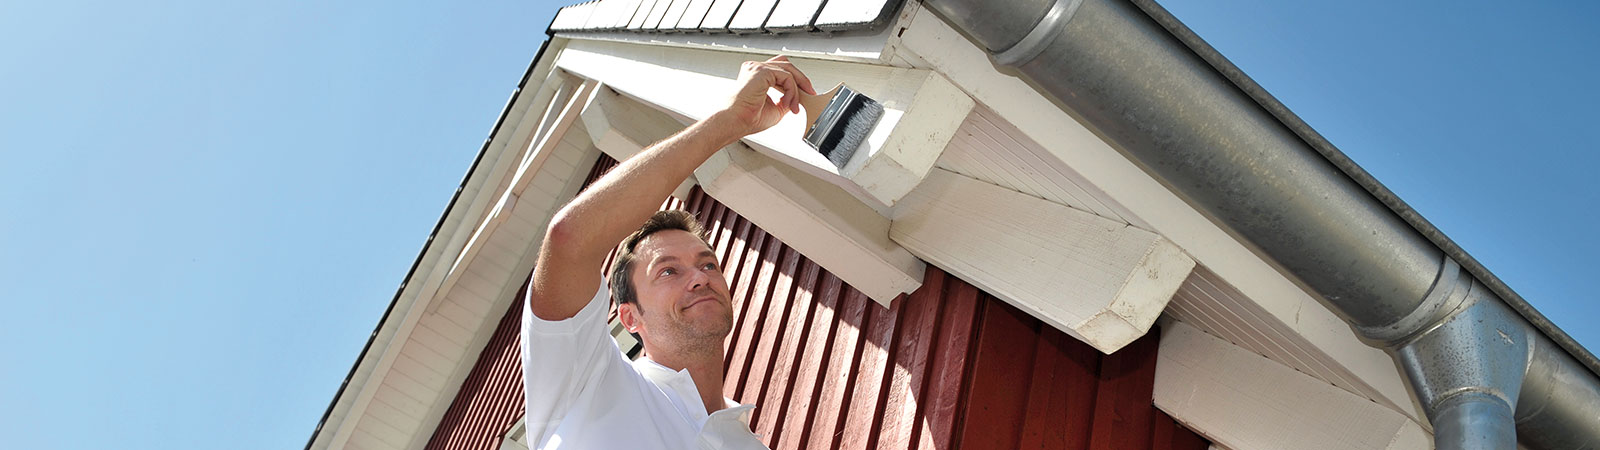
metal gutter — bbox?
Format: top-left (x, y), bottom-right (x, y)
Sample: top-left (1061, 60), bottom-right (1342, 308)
top-left (919, 0), bottom-right (1600, 448)
top-left (301, 28), bottom-right (558, 450)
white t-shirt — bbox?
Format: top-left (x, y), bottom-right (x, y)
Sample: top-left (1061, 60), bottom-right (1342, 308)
top-left (520, 279), bottom-right (769, 450)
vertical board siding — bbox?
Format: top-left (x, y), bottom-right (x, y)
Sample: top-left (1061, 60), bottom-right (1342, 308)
top-left (426, 154), bottom-right (1210, 450)
top-left (422, 284), bottom-right (528, 450)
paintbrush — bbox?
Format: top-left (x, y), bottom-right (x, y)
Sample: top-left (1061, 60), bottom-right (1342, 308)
top-left (799, 83), bottom-right (884, 169)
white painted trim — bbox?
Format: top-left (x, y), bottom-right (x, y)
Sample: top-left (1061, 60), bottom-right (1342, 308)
top-left (695, 143), bottom-right (925, 306)
top-left (499, 417), bottom-right (530, 450)
top-left (893, 8), bottom-right (1420, 418)
top-left (579, 85), bottom-right (699, 200)
top-left (431, 80), bottom-right (597, 313)
top-left (1155, 321), bottom-right (1431, 450)
top-left (552, 0), bottom-right (920, 65)
top-left (316, 41), bottom-right (597, 450)
top-left (890, 168), bottom-right (1192, 353)
top-left (552, 38), bottom-right (972, 210)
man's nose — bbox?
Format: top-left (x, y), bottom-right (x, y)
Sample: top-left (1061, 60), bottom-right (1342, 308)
top-left (688, 266), bottom-right (710, 290)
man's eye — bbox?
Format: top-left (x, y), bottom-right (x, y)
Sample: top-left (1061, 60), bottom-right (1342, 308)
top-left (660, 268), bottom-right (676, 277)
top-left (702, 263), bottom-right (718, 271)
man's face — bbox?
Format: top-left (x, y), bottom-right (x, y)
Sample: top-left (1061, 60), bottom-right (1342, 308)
top-left (625, 229), bottom-right (733, 351)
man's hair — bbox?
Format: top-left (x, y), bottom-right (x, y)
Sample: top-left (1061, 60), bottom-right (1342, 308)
top-left (609, 210), bottom-right (710, 312)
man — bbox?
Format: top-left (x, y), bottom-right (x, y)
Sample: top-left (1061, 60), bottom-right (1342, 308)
top-left (520, 56), bottom-right (817, 449)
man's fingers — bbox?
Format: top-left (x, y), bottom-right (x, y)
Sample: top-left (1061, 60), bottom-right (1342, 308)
top-left (762, 66), bottom-right (801, 114)
top-left (763, 56), bottom-right (816, 95)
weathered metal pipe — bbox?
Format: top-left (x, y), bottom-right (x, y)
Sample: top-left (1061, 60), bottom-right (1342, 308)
top-left (921, 0), bottom-right (1600, 447)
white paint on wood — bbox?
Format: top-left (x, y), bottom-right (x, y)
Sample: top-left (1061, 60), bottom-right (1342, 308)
top-left (316, 63), bottom-right (578, 450)
top-left (674, 0), bottom-right (714, 30)
top-left (1155, 321), bottom-right (1431, 450)
top-left (582, 0), bottom-right (621, 30)
top-left (701, 0), bottom-right (741, 31)
top-left (814, 0), bottom-right (893, 29)
top-left (893, 8), bottom-right (1421, 419)
top-left (1165, 267), bottom-right (1400, 415)
top-left (627, 0), bottom-right (657, 29)
top-left (657, 0), bottom-right (692, 31)
top-left (727, 0), bottom-right (778, 32)
top-left (937, 105), bottom-right (1138, 226)
top-left (642, 0), bottom-right (674, 29)
top-left (354, 416), bottom-right (409, 448)
top-left (432, 81), bottom-right (595, 315)
top-left (551, 3), bottom-right (597, 31)
top-left (579, 85), bottom-right (699, 200)
top-left (890, 168), bottom-right (1193, 353)
top-left (765, 0), bottom-right (823, 30)
top-left (553, 39), bottom-right (971, 209)
top-left (554, 28), bottom-right (895, 64)
top-left (695, 144), bottom-right (925, 306)
top-left (614, 0), bottom-right (645, 29)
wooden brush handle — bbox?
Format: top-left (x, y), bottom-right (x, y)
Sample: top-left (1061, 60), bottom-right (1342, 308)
top-left (798, 83), bottom-right (845, 137)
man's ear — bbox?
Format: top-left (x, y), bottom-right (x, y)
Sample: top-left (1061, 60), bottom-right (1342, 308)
top-left (618, 302), bottom-right (642, 334)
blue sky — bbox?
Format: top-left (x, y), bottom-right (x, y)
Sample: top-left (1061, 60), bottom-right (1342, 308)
top-left (0, 1), bottom-right (1592, 449)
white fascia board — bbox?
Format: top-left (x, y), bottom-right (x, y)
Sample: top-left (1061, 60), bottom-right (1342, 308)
top-left (551, 38), bottom-right (972, 211)
top-left (314, 39), bottom-right (582, 450)
top-left (695, 143), bottom-right (925, 306)
top-left (891, 168), bottom-right (1193, 353)
top-left (892, 8), bottom-right (1421, 419)
top-left (1155, 321), bottom-right (1431, 450)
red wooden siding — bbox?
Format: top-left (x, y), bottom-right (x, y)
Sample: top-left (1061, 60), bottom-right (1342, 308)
top-left (425, 154), bottom-right (1210, 449)
top-left (423, 284), bottom-right (529, 450)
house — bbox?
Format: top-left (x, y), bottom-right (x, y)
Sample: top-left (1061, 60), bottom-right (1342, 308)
top-left (304, 1), bottom-right (1600, 449)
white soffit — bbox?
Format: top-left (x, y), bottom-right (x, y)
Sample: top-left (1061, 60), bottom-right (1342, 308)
top-left (891, 167), bottom-right (1192, 354)
top-left (1155, 321), bottom-right (1431, 450)
top-left (891, 7), bottom-right (1420, 419)
top-left (314, 58), bottom-right (606, 449)
top-left (552, 38), bottom-right (972, 211)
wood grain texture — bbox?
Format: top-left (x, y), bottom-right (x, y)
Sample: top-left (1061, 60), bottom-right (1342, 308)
top-left (874, 267), bottom-right (944, 450)
top-left (724, 231), bottom-right (781, 400)
top-left (1088, 330), bottom-right (1161, 450)
top-left (737, 246), bottom-right (802, 404)
top-left (915, 280), bottom-right (980, 450)
top-left (892, 167), bottom-right (1193, 353)
top-left (1154, 322), bottom-right (1430, 450)
top-left (957, 298), bottom-right (1039, 450)
top-left (774, 270), bottom-right (842, 450)
top-left (752, 256), bottom-right (823, 442)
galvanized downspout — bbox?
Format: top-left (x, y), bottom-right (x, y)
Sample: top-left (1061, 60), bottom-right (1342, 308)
top-left (918, 0), bottom-right (1600, 448)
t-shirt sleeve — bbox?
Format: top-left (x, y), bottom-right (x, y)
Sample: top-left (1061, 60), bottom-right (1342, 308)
top-left (519, 277), bottom-right (625, 448)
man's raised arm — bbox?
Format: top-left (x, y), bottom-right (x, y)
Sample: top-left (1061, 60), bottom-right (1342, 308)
top-left (527, 56), bottom-right (815, 321)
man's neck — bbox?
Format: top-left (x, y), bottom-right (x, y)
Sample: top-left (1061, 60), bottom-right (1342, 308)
top-left (648, 349), bottom-right (729, 415)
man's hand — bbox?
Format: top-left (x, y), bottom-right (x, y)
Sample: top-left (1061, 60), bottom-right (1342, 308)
top-left (530, 55), bottom-right (814, 322)
top-left (711, 55), bottom-right (818, 139)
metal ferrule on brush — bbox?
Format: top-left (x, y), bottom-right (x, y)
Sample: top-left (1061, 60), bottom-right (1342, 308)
top-left (804, 85), bottom-right (883, 169)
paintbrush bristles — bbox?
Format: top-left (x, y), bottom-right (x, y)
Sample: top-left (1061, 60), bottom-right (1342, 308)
top-left (803, 84), bottom-right (882, 170)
